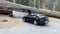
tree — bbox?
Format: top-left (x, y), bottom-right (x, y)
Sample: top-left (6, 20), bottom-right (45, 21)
top-left (23, 0), bottom-right (29, 6)
top-left (40, 0), bottom-right (43, 9)
top-left (15, 0), bottom-right (23, 4)
top-left (55, 0), bottom-right (60, 11)
top-left (1, 0), bottom-right (60, 18)
top-left (36, 0), bottom-right (39, 8)
top-left (45, 0), bottom-right (54, 10)
top-left (6, 0), bottom-right (13, 2)
top-left (29, 0), bottom-right (34, 7)
top-left (33, 0), bottom-right (36, 7)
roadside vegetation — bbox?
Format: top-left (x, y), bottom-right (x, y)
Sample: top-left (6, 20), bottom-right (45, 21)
top-left (6, 0), bottom-right (60, 11)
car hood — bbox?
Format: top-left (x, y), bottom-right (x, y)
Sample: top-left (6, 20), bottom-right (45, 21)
top-left (39, 16), bottom-right (48, 18)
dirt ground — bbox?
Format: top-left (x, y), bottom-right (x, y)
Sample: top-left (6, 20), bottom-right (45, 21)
top-left (0, 14), bottom-right (60, 29)
top-left (0, 15), bottom-right (23, 29)
top-left (49, 17), bottom-right (60, 23)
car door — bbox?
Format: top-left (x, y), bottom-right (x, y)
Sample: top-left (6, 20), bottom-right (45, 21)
top-left (24, 16), bottom-right (30, 22)
top-left (27, 15), bottom-right (32, 22)
top-left (25, 15), bottom-right (32, 23)
top-left (28, 15), bottom-right (36, 23)
top-left (24, 15), bottom-right (31, 22)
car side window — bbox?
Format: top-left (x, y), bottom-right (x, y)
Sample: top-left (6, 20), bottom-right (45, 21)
top-left (28, 15), bottom-right (33, 17)
top-left (27, 15), bottom-right (31, 17)
top-left (27, 14), bottom-right (36, 17)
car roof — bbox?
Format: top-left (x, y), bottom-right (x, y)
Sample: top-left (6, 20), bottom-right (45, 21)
top-left (30, 14), bottom-right (42, 16)
top-left (30, 14), bottom-right (35, 15)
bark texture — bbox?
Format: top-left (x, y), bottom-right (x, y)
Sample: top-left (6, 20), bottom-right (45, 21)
top-left (0, 0), bottom-right (60, 18)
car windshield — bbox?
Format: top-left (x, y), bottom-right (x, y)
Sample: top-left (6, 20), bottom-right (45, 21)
top-left (28, 14), bottom-right (36, 17)
top-left (36, 14), bottom-right (43, 16)
top-left (29, 14), bottom-right (43, 16)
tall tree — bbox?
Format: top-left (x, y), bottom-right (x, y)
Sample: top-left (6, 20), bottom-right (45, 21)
top-left (33, 0), bottom-right (36, 7)
top-left (6, 0), bottom-right (13, 2)
top-left (29, 0), bottom-right (34, 7)
top-left (55, 0), bottom-right (60, 11)
top-left (23, 0), bottom-right (29, 6)
top-left (40, 0), bottom-right (43, 9)
top-left (45, 0), bottom-right (54, 10)
top-left (36, 0), bottom-right (38, 8)
top-left (15, 0), bottom-right (23, 4)
top-left (13, 0), bottom-right (15, 3)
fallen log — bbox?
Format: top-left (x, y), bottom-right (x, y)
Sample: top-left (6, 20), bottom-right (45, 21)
top-left (35, 9), bottom-right (60, 18)
top-left (0, 0), bottom-right (60, 18)
top-left (0, 7), bottom-right (12, 15)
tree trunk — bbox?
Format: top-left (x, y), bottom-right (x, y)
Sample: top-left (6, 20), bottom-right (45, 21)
top-left (0, 0), bottom-right (60, 18)
top-left (40, 0), bottom-right (43, 9)
top-left (33, 0), bottom-right (36, 7)
top-left (13, 0), bottom-right (15, 3)
top-left (45, 0), bottom-right (54, 10)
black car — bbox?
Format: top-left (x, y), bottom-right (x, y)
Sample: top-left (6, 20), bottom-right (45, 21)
top-left (23, 14), bottom-right (49, 25)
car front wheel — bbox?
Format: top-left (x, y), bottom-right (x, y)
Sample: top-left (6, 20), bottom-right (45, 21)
top-left (33, 21), bottom-right (37, 25)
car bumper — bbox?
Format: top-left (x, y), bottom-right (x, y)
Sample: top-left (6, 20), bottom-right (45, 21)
top-left (38, 20), bottom-right (49, 25)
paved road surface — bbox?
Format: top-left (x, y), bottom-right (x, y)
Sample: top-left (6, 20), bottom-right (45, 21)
top-left (0, 11), bottom-right (60, 34)
top-left (0, 18), bottom-right (60, 34)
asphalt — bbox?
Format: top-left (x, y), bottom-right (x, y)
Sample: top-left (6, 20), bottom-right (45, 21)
top-left (0, 11), bottom-right (60, 34)
top-left (0, 18), bottom-right (60, 34)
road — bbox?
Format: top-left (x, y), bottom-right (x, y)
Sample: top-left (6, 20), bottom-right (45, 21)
top-left (0, 18), bottom-right (60, 34)
top-left (0, 11), bottom-right (60, 34)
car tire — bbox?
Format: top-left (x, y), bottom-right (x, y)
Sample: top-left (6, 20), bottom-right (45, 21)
top-left (33, 21), bottom-right (37, 25)
top-left (45, 21), bottom-right (49, 24)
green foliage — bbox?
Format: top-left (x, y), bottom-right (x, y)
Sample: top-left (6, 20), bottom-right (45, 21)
top-left (29, 0), bottom-right (34, 7)
top-left (40, 0), bottom-right (43, 9)
top-left (15, 0), bottom-right (29, 6)
top-left (15, 0), bottom-right (21, 4)
top-left (6, 0), bottom-right (60, 11)
top-left (6, 0), bottom-right (13, 2)
top-left (55, 0), bottom-right (60, 11)
top-left (23, 0), bottom-right (29, 6)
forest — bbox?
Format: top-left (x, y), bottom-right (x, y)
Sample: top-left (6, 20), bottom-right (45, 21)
top-left (6, 0), bottom-right (60, 11)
